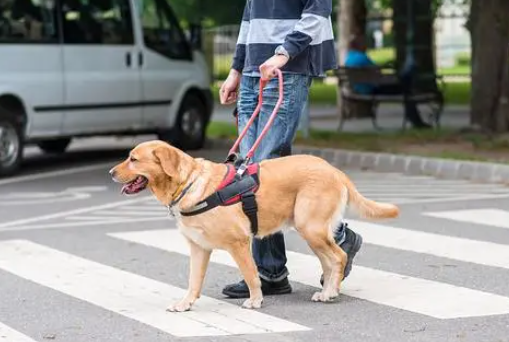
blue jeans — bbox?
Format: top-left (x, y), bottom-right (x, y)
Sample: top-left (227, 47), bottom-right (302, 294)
top-left (236, 73), bottom-right (311, 282)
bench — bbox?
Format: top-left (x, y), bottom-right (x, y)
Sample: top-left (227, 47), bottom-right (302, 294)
top-left (334, 65), bottom-right (445, 131)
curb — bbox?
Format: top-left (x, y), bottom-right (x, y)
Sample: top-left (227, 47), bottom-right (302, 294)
top-left (206, 138), bottom-right (509, 185)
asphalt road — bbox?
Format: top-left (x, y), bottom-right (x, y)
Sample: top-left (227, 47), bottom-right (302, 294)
top-left (1, 136), bottom-right (509, 342)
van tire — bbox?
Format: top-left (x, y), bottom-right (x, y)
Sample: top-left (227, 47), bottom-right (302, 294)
top-left (37, 138), bottom-right (71, 154)
top-left (159, 92), bottom-right (207, 151)
top-left (0, 108), bottom-right (24, 178)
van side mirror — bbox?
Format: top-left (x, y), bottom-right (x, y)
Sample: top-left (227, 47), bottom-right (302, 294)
top-left (189, 23), bottom-right (202, 50)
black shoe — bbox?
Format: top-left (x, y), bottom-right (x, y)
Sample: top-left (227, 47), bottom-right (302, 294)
top-left (222, 277), bottom-right (292, 299)
top-left (320, 224), bottom-right (363, 286)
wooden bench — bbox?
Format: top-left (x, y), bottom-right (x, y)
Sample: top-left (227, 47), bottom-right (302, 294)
top-left (334, 66), bottom-right (445, 130)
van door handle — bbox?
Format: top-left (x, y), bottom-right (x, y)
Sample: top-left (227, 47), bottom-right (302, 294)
top-left (138, 52), bottom-right (144, 67)
top-left (125, 52), bottom-right (132, 67)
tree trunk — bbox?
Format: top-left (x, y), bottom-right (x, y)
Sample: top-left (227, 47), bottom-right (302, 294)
top-left (470, 0), bottom-right (509, 133)
top-left (337, 0), bottom-right (352, 66)
top-left (336, 0), bottom-right (368, 122)
top-left (392, 0), bottom-right (436, 79)
top-left (337, 0), bottom-right (366, 64)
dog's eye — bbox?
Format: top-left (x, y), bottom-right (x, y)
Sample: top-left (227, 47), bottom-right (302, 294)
top-left (130, 156), bottom-right (137, 162)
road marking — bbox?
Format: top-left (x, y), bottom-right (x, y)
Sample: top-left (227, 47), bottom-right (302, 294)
top-left (110, 229), bottom-right (509, 319)
top-left (0, 217), bottom-right (169, 232)
top-left (423, 208), bottom-right (509, 230)
top-left (348, 194), bottom-right (509, 205)
top-left (94, 210), bottom-right (166, 217)
top-left (0, 191), bottom-right (90, 206)
top-left (345, 219), bottom-right (509, 270)
top-left (65, 186), bottom-right (109, 193)
top-left (68, 216), bottom-right (129, 221)
top-left (0, 196), bottom-right (155, 231)
top-left (0, 163), bottom-right (113, 186)
top-left (0, 322), bottom-right (36, 342)
top-left (0, 240), bottom-right (310, 337)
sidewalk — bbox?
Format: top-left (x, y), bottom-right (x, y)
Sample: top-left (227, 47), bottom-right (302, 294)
top-left (209, 104), bottom-right (509, 185)
top-left (210, 103), bottom-right (470, 132)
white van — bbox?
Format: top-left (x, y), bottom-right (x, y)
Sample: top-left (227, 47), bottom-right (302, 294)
top-left (0, 0), bottom-right (213, 177)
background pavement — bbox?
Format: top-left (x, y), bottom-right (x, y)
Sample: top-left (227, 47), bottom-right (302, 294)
top-left (0, 136), bottom-right (508, 342)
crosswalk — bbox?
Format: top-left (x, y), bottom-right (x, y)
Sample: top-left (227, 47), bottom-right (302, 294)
top-left (1, 201), bottom-right (509, 339)
top-left (3, 169), bottom-right (509, 232)
top-left (343, 169), bottom-right (509, 204)
top-left (0, 322), bottom-right (37, 342)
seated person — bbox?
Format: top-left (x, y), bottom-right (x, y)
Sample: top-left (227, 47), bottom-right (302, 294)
top-left (344, 35), bottom-right (431, 129)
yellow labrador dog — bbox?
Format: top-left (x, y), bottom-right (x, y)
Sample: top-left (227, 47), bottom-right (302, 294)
top-left (109, 140), bottom-right (399, 312)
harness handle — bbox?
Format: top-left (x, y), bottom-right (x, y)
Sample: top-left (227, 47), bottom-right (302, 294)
top-left (228, 69), bottom-right (284, 161)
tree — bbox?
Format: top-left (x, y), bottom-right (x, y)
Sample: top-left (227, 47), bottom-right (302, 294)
top-left (468, 0), bottom-right (509, 132)
top-left (336, 0), bottom-right (368, 121)
top-left (337, 0), bottom-right (367, 65)
top-left (169, 0), bottom-right (245, 28)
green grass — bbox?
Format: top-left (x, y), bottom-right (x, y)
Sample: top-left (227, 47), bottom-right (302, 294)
top-left (438, 65), bottom-right (471, 76)
top-left (367, 47), bottom-right (395, 65)
top-left (212, 48), bottom-right (472, 79)
top-left (212, 80), bottom-right (471, 106)
top-left (442, 81), bottom-right (471, 105)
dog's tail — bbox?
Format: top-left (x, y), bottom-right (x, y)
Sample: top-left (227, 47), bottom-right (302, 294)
top-left (343, 177), bottom-right (399, 220)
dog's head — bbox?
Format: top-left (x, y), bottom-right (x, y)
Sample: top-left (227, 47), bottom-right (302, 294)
top-left (109, 140), bottom-right (193, 198)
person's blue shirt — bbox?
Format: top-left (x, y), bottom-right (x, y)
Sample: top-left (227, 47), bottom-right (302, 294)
top-left (345, 49), bottom-right (376, 94)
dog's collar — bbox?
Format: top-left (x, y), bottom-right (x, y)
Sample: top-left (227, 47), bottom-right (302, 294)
top-left (167, 181), bottom-right (194, 212)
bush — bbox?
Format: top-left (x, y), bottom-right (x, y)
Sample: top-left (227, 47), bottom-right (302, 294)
top-left (455, 52), bottom-right (471, 67)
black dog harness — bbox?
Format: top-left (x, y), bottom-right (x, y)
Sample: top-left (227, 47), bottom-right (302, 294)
top-left (177, 155), bottom-right (261, 235)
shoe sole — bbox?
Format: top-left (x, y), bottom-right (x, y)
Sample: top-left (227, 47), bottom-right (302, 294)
top-left (222, 284), bottom-right (292, 299)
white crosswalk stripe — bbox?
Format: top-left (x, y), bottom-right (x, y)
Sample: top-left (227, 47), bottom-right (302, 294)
top-left (346, 219), bottom-right (509, 270)
top-left (0, 322), bottom-right (37, 342)
top-left (0, 197), bottom-right (168, 231)
top-left (343, 170), bottom-right (509, 204)
top-left (109, 229), bottom-right (509, 320)
top-left (0, 240), bottom-right (310, 337)
top-left (2, 198), bottom-right (509, 337)
top-left (423, 208), bottom-right (509, 230)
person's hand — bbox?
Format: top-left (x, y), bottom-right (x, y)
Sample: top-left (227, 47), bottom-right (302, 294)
top-left (259, 54), bottom-right (289, 80)
top-left (219, 69), bottom-right (241, 105)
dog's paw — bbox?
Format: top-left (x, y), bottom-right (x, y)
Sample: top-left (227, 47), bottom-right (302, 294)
top-left (311, 290), bottom-right (338, 303)
top-left (241, 297), bottom-right (263, 309)
top-left (166, 300), bottom-right (193, 312)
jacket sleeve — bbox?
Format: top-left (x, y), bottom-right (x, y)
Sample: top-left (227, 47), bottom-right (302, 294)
top-left (231, 0), bottom-right (251, 72)
top-left (280, 0), bottom-right (333, 59)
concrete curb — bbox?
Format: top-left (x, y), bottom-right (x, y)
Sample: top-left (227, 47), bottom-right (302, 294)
top-left (206, 138), bottom-right (509, 185)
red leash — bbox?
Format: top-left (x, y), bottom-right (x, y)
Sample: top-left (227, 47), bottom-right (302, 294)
top-left (228, 69), bottom-right (284, 169)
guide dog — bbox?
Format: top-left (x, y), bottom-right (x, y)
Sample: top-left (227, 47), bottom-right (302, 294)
top-left (109, 140), bottom-right (399, 312)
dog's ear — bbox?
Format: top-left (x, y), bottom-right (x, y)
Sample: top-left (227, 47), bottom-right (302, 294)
top-left (153, 145), bottom-right (180, 179)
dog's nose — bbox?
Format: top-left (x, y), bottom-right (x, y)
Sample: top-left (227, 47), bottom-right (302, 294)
top-left (109, 168), bottom-right (116, 178)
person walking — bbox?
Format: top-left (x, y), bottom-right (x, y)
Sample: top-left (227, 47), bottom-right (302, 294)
top-left (218, 0), bottom-right (363, 298)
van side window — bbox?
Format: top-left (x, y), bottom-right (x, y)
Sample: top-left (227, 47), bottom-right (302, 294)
top-left (140, 0), bottom-right (191, 60)
top-left (60, 0), bottom-right (134, 44)
top-left (0, 0), bottom-right (59, 43)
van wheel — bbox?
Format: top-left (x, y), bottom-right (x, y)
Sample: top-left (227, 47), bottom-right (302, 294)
top-left (159, 93), bottom-right (207, 150)
top-left (37, 138), bottom-right (71, 154)
top-left (0, 111), bottom-right (23, 177)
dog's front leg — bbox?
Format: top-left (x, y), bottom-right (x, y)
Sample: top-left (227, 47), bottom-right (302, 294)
top-left (228, 241), bottom-right (263, 309)
top-left (167, 237), bottom-right (211, 312)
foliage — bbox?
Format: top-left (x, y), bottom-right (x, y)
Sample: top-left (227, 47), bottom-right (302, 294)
top-left (169, 0), bottom-right (245, 28)
top-left (368, 0), bottom-right (470, 17)
top-left (455, 52), bottom-right (471, 66)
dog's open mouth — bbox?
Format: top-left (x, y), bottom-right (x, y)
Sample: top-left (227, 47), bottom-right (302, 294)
top-left (121, 176), bottom-right (149, 195)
